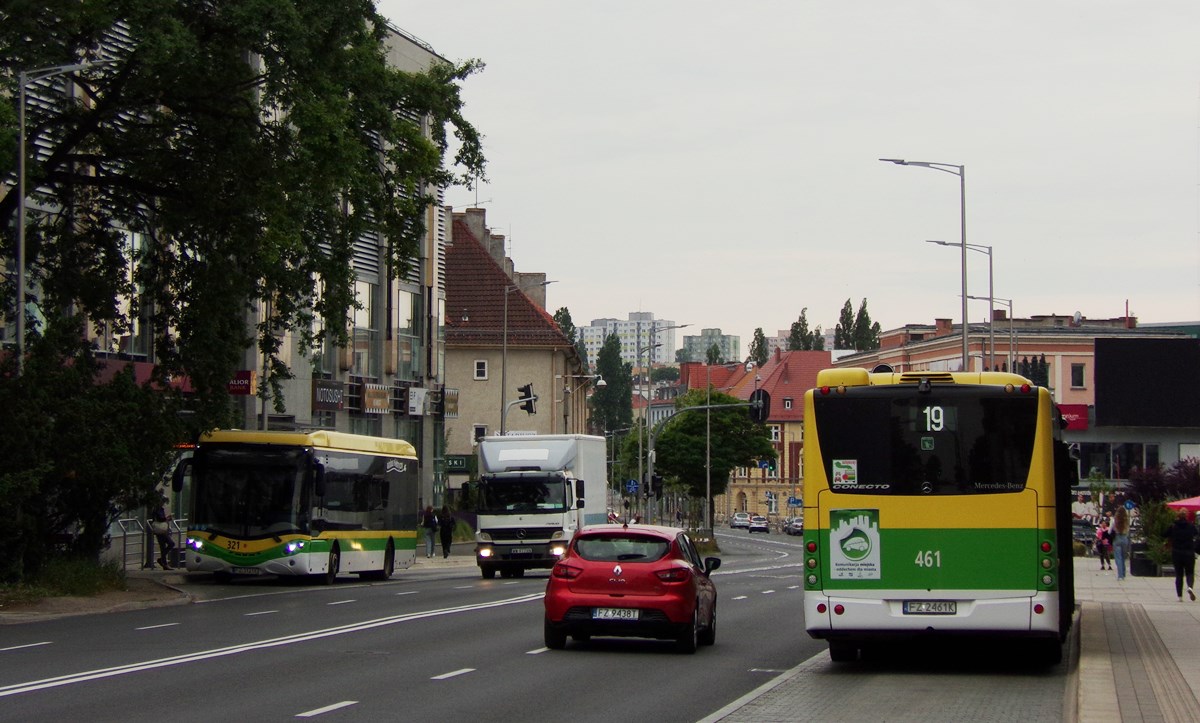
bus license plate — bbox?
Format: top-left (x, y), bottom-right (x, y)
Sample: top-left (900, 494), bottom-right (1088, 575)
top-left (903, 600), bottom-right (955, 615)
top-left (231, 567), bottom-right (263, 576)
top-left (593, 608), bottom-right (638, 621)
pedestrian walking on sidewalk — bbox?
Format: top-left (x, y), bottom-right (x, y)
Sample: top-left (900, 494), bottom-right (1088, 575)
top-left (1167, 510), bottom-right (1198, 601)
top-left (438, 506), bottom-right (455, 559)
top-left (1095, 519), bottom-right (1113, 570)
top-left (1113, 507), bottom-right (1132, 580)
top-left (421, 505), bottom-right (438, 558)
top-left (150, 497), bottom-right (177, 570)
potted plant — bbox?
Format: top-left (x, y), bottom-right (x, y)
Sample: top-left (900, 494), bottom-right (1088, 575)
top-left (1132, 499), bottom-right (1173, 576)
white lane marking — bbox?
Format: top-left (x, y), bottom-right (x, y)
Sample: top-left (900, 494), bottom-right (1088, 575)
top-left (394, 591), bottom-right (418, 596)
top-left (502, 581), bottom-right (522, 585)
top-left (326, 600), bottom-right (356, 606)
top-left (1, 642), bottom-right (52, 652)
top-left (135, 623), bottom-right (180, 631)
top-left (732, 595), bottom-right (748, 600)
top-left (453, 585), bottom-right (474, 590)
top-left (296, 701), bottom-right (357, 717)
top-left (787, 585), bottom-right (800, 590)
top-left (749, 668), bottom-right (786, 673)
top-left (0, 592), bottom-right (545, 698)
top-left (762, 590), bottom-right (776, 594)
top-left (245, 610), bottom-right (278, 617)
top-left (526, 647), bottom-right (549, 655)
top-left (431, 668), bottom-right (475, 680)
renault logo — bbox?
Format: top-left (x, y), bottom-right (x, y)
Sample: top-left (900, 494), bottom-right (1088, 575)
top-left (613, 564), bottom-right (623, 576)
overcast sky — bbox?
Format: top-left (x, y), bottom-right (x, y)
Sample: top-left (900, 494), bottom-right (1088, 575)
top-left (378, 1), bottom-right (1200, 353)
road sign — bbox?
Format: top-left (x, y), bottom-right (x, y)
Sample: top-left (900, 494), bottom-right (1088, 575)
top-left (625, 479), bottom-right (639, 494)
top-left (788, 496), bottom-right (802, 507)
top-left (757, 459), bottom-right (769, 469)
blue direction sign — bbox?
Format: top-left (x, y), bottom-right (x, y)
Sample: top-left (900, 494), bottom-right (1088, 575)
top-left (788, 496), bottom-right (802, 507)
top-left (757, 460), bottom-right (769, 469)
top-left (625, 479), bottom-right (639, 494)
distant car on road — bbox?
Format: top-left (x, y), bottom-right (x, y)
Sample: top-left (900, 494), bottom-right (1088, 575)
top-left (730, 512), bottom-right (751, 529)
top-left (748, 515), bottom-right (770, 534)
top-left (785, 517), bottom-right (804, 536)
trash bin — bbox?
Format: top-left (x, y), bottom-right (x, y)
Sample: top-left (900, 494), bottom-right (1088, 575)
top-left (1130, 554), bottom-right (1161, 577)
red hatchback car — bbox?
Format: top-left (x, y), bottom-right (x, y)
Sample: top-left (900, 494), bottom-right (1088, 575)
top-left (543, 524), bottom-right (720, 653)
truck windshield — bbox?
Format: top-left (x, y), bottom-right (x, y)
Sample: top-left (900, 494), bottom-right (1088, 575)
top-left (478, 477), bottom-right (569, 514)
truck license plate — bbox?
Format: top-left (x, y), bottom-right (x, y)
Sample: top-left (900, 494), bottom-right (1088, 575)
top-left (593, 608), bottom-right (638, 620)
top-left (511, 547), bottom-right (532, 555)
top-left (902, 600), bottom-right (956, 615)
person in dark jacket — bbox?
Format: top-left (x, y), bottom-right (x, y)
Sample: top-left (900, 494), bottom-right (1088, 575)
top-left (421, 506), bottom-right (438, 558)
top-left (439, 506), bottom-right (455, 559)
top-left (1167, 510), bottom-right (1198, 601)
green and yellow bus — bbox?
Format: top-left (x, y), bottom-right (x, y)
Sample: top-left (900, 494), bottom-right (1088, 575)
top-left (176, 430), bottom-right (419, 583)
top-left (802, 368), bottom-right (1076, 664)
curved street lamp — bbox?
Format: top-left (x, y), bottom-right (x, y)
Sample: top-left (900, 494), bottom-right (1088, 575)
top-left (881, 158), bottom-right (968, 369)
top-left (929, 239), bottom-right (994, 370)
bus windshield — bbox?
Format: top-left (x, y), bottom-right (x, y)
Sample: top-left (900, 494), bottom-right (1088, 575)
top-left (477, 476), bottom-right (570, 514)
top-left (192, 446), bottom-right (310, 538)
top-left (814, 387), bottom-right (1038, 495)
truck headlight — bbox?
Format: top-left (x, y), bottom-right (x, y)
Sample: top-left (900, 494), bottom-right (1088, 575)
top-left (550, 544), bottom-right (566, 557)
top-left (478, 547), bottom-right (493, 558)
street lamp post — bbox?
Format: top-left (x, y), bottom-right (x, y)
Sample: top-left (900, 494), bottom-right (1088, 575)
top-left (15, 59), bottom-right (116, 376)
top-left (555, 373), bottom-right (605, 434)
top-left (500, 279), bottom-right (555, 434)
top-left (881, 158), bottom-right (968, 370)
top-left (928, 240), bottom-right (994, 370)
top-left (970, 295), bottom-right (1015, 369)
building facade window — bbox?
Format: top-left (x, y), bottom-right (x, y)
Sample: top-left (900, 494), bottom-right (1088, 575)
top-left (784, 398), bottom-right (793, 410)
top-left (1071, 363), bottom-right (1086, 388)
top-left (474, 359), bottom-right (488, 380)
top-left (352, 279), bottom-right (380, 378)
top-left (473, 424), bottom-right (488, 442)
top-left (769, 425), bottom-right (781, 442)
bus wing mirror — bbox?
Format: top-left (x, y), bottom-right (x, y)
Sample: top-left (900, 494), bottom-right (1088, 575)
top-left (171, 458), bottom-right (191, 493)
top-left (312, 462), bottom-right (326, 498)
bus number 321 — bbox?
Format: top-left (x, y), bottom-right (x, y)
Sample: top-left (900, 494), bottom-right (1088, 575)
top-left (915, 550), bottom-right (942, 568)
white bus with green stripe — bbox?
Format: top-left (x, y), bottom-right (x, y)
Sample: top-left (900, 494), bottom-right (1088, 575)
top-left (177, 430), bottom-right (419, 583)
top-left (802, 368), bottom-right (1076, 665)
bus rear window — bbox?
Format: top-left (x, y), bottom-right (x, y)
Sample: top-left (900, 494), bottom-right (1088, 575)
top-left (814, 388), bottom-right (1038, 495)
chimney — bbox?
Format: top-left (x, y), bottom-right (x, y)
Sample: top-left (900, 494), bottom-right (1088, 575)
top-left (934, 318), bottom-right (952, 336)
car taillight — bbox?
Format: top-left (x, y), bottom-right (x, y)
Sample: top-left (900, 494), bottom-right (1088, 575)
top-left (552, 563), bottom-right (581, 579)
top-left (656, 567), bottom-right (691, 582)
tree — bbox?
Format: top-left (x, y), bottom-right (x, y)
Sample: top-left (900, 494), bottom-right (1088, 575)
top-left (706, 344), bottom-right (723, 365)
top-left (851, 299), bottom-right (882, 351)
top-left (650, 366), bottom-right (679, 384)
top-left (0, 3), bottom-right (485, 575)
top-left (553, 307), bottom-right (588, 370)
top-left (834, 300), bottom-right (856, 349)
top-left (653, 389), bottom-right (776, 529)
top-left (788, 308), bottom-right (824, 351)
top-left (589, 333), bottom-right (631, 436)
top-left (749, 328), bottom-right (768, 367)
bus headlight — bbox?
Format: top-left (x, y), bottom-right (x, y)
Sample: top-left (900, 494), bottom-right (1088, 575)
top-left (187, 537), bottom-right (203, 551)
top-left (285, 541), bottom-right (306, 555)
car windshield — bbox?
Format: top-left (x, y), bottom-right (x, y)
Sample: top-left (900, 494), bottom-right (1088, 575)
top-left (575, 534), bottom-right (670, 562)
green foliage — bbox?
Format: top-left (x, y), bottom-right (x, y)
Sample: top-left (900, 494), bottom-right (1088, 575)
top-left (1138, 499), bottom-right (1174, 566)
top-left (0, 557), bottom-right (126, 607)
top-left (705, 344), bottom-right (723, 364)
top-left (1127, 460), bottom-right (1200, 504)
top-left (788, 308), bottom-right (824, 351)
top-left (852, 299), bottom-right (882, 350)
top-left (650, 366), bottom-right (679, 383)
top-left (590, 333), bottom-right (632, 435)
top-left (749, 328), bottom-right (768, 367)
top-left (835, 300), bottom-right (855, 349)
top-left (653, 389), bottom-right (776, 523)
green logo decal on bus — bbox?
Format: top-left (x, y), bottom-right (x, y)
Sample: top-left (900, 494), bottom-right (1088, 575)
top-left (829, 509), bottom-right (881, 579)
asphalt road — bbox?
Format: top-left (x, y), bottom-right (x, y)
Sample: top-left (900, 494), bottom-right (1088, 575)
top-left (0, 532), bottom-right (821, 723)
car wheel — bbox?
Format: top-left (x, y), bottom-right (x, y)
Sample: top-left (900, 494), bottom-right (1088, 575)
top-left (676, 606), bottom-right (699, 654)
top-left (544, 618), bottom-right (567, 650)
top-left (829, 641), bottom-right (858, 662)
top-left (698, 600), bottom-right (716, 646)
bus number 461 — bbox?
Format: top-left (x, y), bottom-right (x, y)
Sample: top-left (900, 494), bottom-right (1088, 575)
top-left (915, 550), bottom-right (942, 568)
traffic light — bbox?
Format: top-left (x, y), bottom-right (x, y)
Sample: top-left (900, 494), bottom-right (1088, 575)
top-left (767, 457), bottom-right (777, 473)
top-left (749, 388), bottom-right (771, 424)
top-left (517, 384), bottom-right (537, 414)
top-left (650, 473), bottom-right (664, 497)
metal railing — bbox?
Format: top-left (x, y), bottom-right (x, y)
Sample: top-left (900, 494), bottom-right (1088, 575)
top-left (108, 517), bottom-right (188, 571)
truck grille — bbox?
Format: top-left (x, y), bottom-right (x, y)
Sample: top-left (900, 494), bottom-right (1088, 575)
top-left (483, 527), bottom-right (560, 541)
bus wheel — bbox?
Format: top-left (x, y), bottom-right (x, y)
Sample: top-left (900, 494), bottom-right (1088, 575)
top-left (363, 541), bottom-right (394, 581)
top-left (828, 641), bottom-right (858, 662)
top-left (321, 547), bottom-right (340, 585)
top-left (481, 565), bottom-right (496, 579)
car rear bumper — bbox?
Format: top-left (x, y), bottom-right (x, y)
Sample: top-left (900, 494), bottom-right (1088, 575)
top-left (545, 605), bottom-right (692, 641)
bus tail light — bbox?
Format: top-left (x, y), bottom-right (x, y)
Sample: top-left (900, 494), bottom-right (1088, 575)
top-left (1040, 541), bottom-right (1052, 553)
top-left (1034, 604), bottom-right (1045, 615)
top-left (834, 604), bottom-right (845, 615)
top-left (817, 603), bottom-right (827, 613)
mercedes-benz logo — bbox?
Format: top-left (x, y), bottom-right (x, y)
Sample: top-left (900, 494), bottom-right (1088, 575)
top-left (517, 529), bottom-right (527, 539)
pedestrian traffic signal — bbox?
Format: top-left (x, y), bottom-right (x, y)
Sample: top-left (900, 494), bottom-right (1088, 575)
top-left (517, 383), bottom-right (537, 414)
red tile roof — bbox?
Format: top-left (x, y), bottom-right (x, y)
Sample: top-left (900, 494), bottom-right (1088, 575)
top-left (680, 350), bottom-right (832, 423)
top-left (446, 219), bottom-right (574, 352)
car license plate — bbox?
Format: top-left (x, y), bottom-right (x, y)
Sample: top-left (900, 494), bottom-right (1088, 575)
top-left (511, 547), bottom-right (532, 555)
top-left (231, 566), bottom-right (263, 576)
top-left (903, 600), bottom-right (956, 615)
top-left (593, 607), bottom-right (638, 621)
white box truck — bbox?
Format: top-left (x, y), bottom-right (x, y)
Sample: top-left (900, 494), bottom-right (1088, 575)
top-left (466, 434), bottom-right (608, 579)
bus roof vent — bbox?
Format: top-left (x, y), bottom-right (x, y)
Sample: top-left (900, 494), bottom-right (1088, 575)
top-left (898, 372), bottom-right (955, 385)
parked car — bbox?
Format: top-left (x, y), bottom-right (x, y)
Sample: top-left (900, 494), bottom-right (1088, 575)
top-left (730, 512), bottom-right (751, 529)
top-left (543, 524), bottom-right (720, 653)
top-left (747, 515), bottom-right (770, 534)
top-left (785, 517), bottom-right (805, 536)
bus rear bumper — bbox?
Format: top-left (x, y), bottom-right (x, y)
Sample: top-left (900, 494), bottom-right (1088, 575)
top-left (804, 590), bottom-right (1061, 640)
